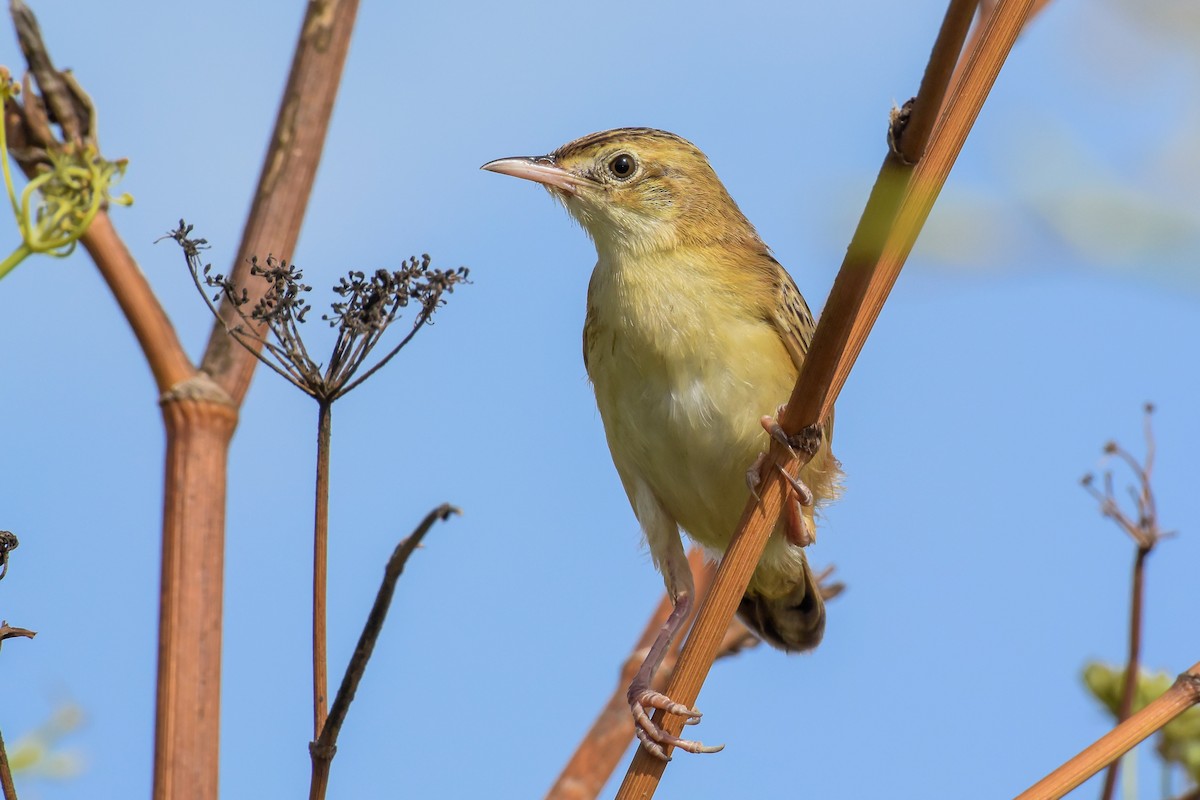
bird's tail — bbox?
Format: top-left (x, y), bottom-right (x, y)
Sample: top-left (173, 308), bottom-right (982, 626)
top-left (736, 558), bottom-right (825, 652)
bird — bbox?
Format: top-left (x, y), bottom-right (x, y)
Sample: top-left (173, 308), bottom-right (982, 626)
top-left (482, 128), bottom-right (841, 759)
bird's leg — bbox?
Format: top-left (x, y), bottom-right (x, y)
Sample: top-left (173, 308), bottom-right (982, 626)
top-left (758, 405), bottom-right (823, 547)
top-left (631, 497), bottom-right (724, 759)
top-left (626, 591), bottom-right (723, 760)
top-left (777, 464), bottom-right (816, 547)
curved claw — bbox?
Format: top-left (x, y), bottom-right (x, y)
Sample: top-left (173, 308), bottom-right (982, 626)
top-left (775, 462), bottom-right (813, 506)
top-left (745, 452), bottom-right (767, 500)
top-left (629, 688), bottom-right (724, 760)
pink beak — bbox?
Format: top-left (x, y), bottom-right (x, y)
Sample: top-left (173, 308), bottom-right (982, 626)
top-left (481, 156), bottom-right (589, 196)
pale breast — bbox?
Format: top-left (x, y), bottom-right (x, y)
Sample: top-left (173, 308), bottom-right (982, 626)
top-left (584, 253), bottom-right (798, 551)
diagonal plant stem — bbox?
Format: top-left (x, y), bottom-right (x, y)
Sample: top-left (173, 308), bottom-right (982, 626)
top-left (546, 555), bottom-right (843, 800)
top-left (545, 550), bottom-right (717, 800)
top-left (615, 0), bottom-right (1035, 795)
top-left (1016, 664), bottom-right (1200, 800)
top-left (308, 503), bottom-right (460, 800)
top-left (0, 726), bottom-right (16, 800)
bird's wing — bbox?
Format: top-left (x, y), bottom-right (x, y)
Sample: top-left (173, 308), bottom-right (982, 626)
top-left (759, 254), bottom-right (839, 451)
top-left (582, 266), bottom-right (603, 374)
top-left (762, 254), bottom-right (816, 372)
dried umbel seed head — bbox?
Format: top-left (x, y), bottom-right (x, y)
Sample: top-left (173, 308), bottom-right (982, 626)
top-left (164, 221), bottom-right (469, 403)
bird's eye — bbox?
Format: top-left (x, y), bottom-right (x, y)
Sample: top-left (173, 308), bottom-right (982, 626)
top-left (608, 153), bottom-right (636, 179)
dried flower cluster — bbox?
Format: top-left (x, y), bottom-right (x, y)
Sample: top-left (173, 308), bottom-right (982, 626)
top-left (1080, 403), bottom-right (1164, 551)
top-left (165, 221), bottom-right (469, 401)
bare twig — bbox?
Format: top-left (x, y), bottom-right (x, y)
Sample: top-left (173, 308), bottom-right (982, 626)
top-left (1016, 664), bottom-right (1200, 800)
top-left (308, 503), bottom-right (459, 800)
top-left (0, 622), bottom-right (35, 645)
top-left (615, 0), bottom-right (1035, 795)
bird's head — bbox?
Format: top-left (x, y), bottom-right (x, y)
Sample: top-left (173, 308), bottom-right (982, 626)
top-left (482, 128), bottom-right (759, 258)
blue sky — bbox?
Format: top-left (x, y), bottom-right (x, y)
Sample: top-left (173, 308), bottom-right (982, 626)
top-left (1, 1), bottom-right (1197, 798)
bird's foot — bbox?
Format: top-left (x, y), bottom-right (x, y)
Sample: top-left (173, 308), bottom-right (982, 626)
top-left (774, 462), bottom-right (813, 506)
top-left (757, 406), bottom-right (822, 546)
top-left (748, 455), bottom-right (816, 546)
top-left (627, 683), bottom-right (724, 760)
top-left (759, 405), bottom-right (823, 457)
top-left (778, 464), bottom-right (817, 547)
top-left (745, 452), bottom-right (767, 500)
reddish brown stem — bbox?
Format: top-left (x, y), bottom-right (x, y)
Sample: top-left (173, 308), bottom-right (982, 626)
top-left (1017, 665), bottom-right (1200, 800)
top-left (153, 396), bottom-right (238, 800)
top-left (1099, 544), bottom-right (1152, 800)
top-left (0, 725), bottom-right (16, 800)
top-left (312, 401), bottom-right (332, 740)
top-left (81, 212), bottom-right (194, 391)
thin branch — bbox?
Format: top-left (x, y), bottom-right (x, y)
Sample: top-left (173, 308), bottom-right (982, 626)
top-left (1099, 539), bottom-right (1152, 800)
top-left (311, 400), bottom-right (333, 742)
top-left (4, 43), bottom-right (193, 391)
top-left (896, 0), bottom-right (978, 165)
top-left (945, 0), bottom-right (1053, 102)
top-left (1080, 406), bottom-right (1165, 800)
top-left (308, 503), bottom-right (460, 800)
top-left (0, 725), bottom-right (16, 800)
top-left (79, 213), bottom-right (194, 392)
top-left (1016, 664), bottom-right (1200, 800)
top-left (0, 623), bottom-right (35, 644)
top-left (5, 11), bottom-right (192, 392)
top-left (615, 0), bottom-right (1035, 795)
